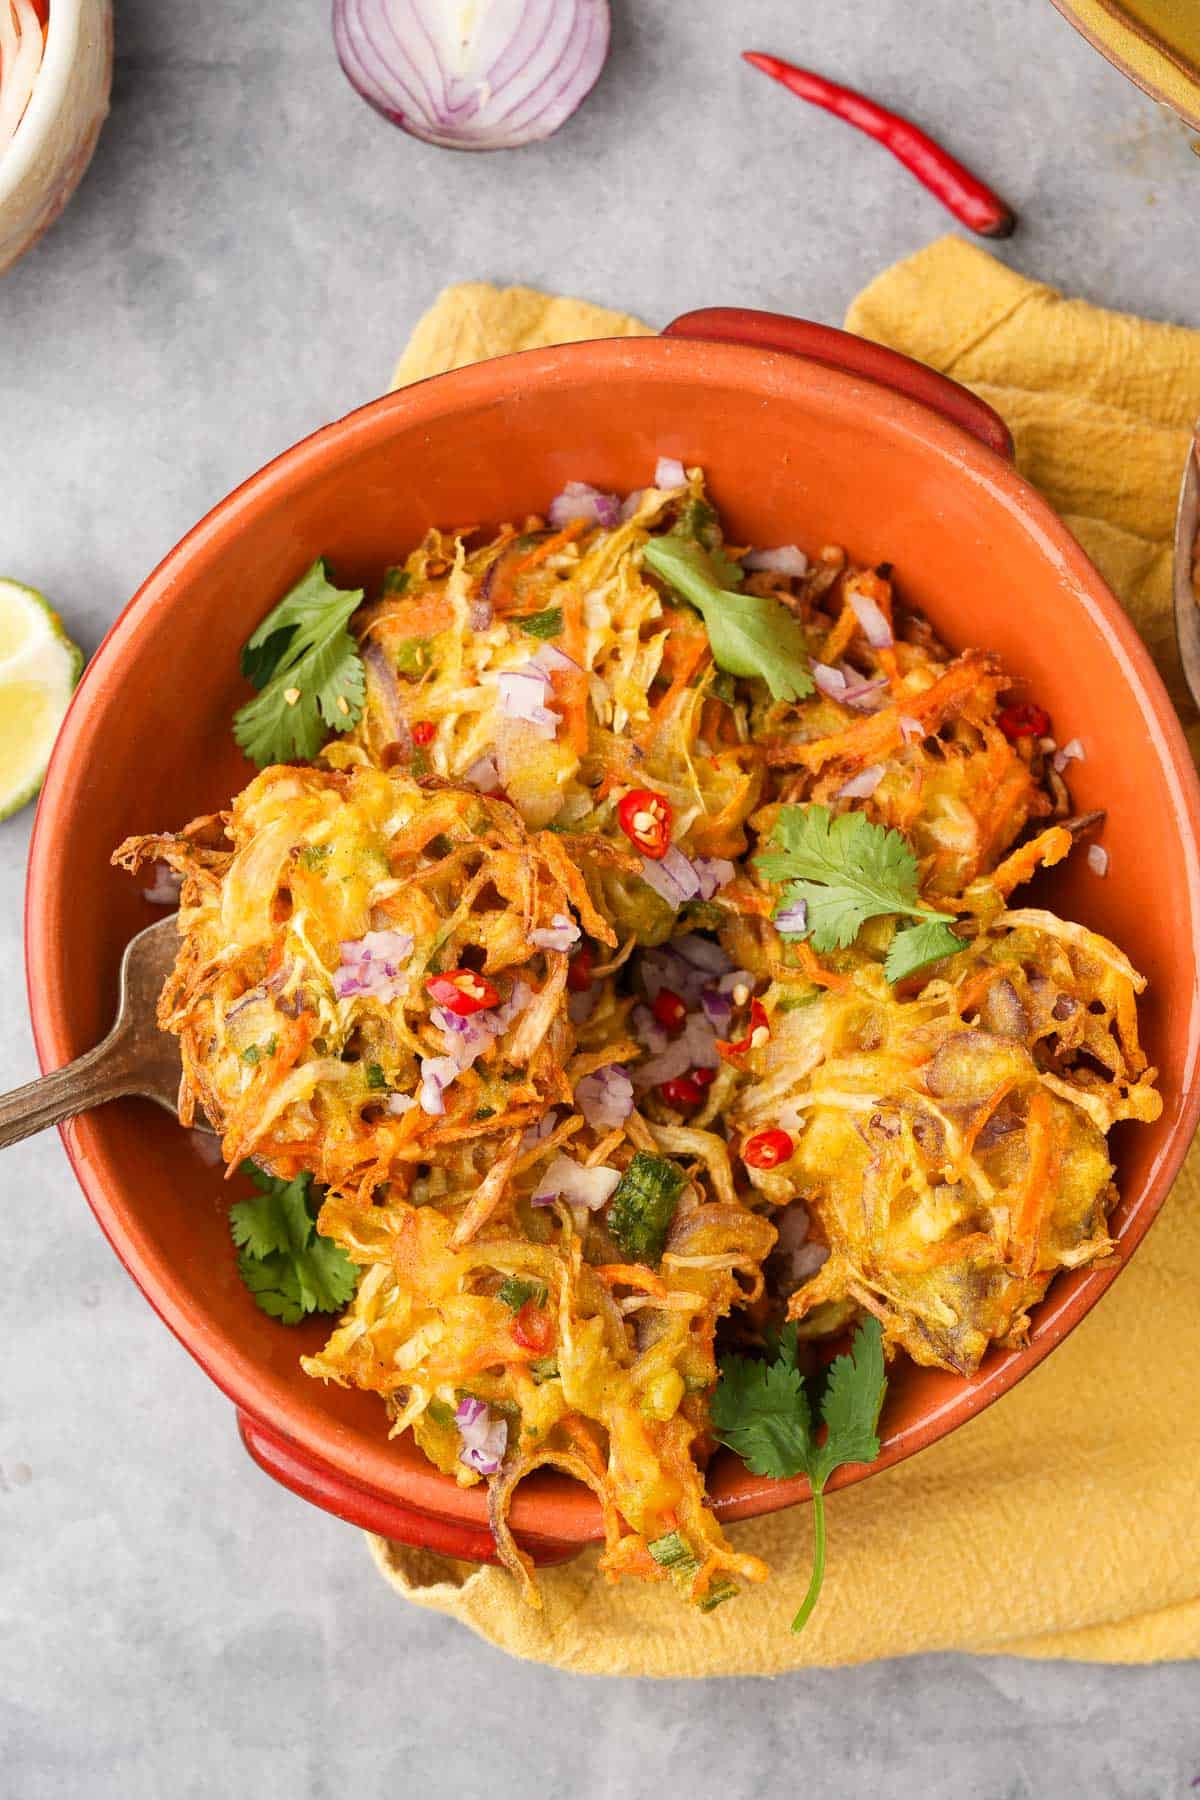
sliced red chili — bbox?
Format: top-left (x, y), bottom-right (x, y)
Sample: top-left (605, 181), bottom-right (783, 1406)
top-left (425, 969), bottom-right (500, 1015)
top-left (998, 703), bottom-right (1050, 742)
top-left (742, 1128), bottom-right (794, 1170)
top-left (567, 943), bottom-right (594, 993)
top-left (511, 1302), bottom-right (554, 1354)
top-left (717, 998), bottom-right (771, 1060)
top-left (691, 1066), bottom-right (717, 1090)
top-left (651, 988), bottom-right (688, 1033)
top-left (617, 788), bottom-right (673, 859)
top-left (659, 1075), bottom-right (708, 1108)
top-left (411, 720), bottom-right (436, 746)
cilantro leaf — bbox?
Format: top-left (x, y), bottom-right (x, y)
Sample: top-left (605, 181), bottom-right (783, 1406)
top-left (229, 1163), bottom-right (358, 1324)
top-left (709, 1353), bottom-right (814, 1479)
top-left (641, 536), bottom-right (814, 703)
top-left (711, 1316), bottom-right (887, 1633)
top-left (884, 918), bottom-right (964, 984)
top-left (496, 1276), bottom-right (547, 1311)
top-left (757, 805), bottom-right (963, 981)
top-left (233, 559), bottom-right (365, 767)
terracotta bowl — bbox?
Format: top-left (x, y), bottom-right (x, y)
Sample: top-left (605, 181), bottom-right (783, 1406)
top-left (26, 308), bottom-right (1200, 1565)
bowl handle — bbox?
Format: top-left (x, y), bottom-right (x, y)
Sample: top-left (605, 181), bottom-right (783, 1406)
top-left (663, 307), bottom-right (1014, 461)
top-left (236, 1410), bottom-right (580, 1567)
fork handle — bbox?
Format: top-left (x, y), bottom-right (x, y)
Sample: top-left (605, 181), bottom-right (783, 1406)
top-left (0, 1030), bottom-right (138, 1148)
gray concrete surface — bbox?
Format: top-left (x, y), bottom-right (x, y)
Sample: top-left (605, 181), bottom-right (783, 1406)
top-left (3, 1), bottom-right (1199, 1795)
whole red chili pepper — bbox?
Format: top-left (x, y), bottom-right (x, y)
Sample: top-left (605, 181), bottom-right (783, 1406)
top-left (617, 788), bottom-right (673, 859)
top-left (743, 52), bottom-right (1015, 240)
top-left (652, 988), bottom-right (688, 1034)
top-left (659, 1075), bottom-right (708, 1108)
top-left (425, 969), bottom-right (500, 1015)
top-left (717, 998), bottom-right (771, 1060)
top-left (742, 1128), bottom-right (794, 1170)
top-left (997, 702), bottom-right (1051, 741)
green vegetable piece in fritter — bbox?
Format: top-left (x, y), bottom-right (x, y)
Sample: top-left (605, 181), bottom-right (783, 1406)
top-left (607, 1152), bottom-right (687, 1264)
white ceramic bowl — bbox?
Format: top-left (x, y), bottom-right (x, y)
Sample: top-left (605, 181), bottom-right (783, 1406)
top-left (0, 0), bottom-right (111, 277)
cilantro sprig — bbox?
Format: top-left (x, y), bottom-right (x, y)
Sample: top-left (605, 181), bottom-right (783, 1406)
top-left (711, 1318), bottom-right (887, 1632)
top-left (756, 804), bottom-right (964, 983)
top-left (233, 560), bottom-right (365, 766)
top-left (641, 536), bottom-right (814, 704)
top-left (229, 1163), bottom-right (358, 1324)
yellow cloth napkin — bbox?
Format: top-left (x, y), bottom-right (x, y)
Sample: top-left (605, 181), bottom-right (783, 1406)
top-left (371, 248), bottom-right (1200, 1673)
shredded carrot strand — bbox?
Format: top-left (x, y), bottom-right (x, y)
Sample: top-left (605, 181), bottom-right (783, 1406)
top-left (593, 1264), bottom-right (669, 1298)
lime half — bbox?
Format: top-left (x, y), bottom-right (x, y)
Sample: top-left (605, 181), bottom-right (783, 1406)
top-left (0, 580), bottom-right (84, 821)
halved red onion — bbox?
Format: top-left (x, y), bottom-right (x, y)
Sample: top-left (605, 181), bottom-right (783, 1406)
top-left (742, 545), bottom-right (809, 577)
top-left (834, 764), bottom-right (885, 801)
top-left (1053, 737), bottom-right (1085, 774)
top-left (496, 668), bottom-right (558, 738)
top-left (576, 1064), bottom-right (634, 1130)
top-left (531, 912), bottom-right (581, 952)
top-left (654, 456), bottom-right (686, 489)
top-left (638, 846), bottom-right (702, 909)
top-left (532, 1153), bottom-right (620, 1209)
top-left (142, 863), bottom-right (183, 906)
top-left (0, 0), bottom-right (43, 152)
top-left (548, 480), bottom-right (621, 529)
top-left (773, 899), bottom-right (809, 936)
top-left (455, 1397), bottom-right (507, 1476)
top-left (333, 0), bottom-right (612, 152)
top-left (849, 591), bottom-right (893, 649)
top-left (1087, 844), bottom-right (1109, 877)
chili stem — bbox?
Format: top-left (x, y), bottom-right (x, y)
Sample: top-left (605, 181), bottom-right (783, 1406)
top-left (743, 51), bottom-right (1015, 240)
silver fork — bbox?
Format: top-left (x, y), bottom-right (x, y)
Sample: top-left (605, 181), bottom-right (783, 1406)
top-left (1173, 430), bottom-right (1200, 711)
top-left (0, 915), bottom-right (205, 1149)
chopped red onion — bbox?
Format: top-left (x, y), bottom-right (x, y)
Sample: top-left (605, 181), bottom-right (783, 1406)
top-left (619, 488), bottom-right (647, 522)
top-left (142, 863), bottom-right (183, 907)
top-left (811, 662), bottom-right (849, 702)
top-left (839, 670), bottom-right (890, 711)
top-left (631, 1035), bottom-right (695, 1088)
top-left (493, 979), bottom-right (533, 1031)
top-left (681, 1011), bottom-right (719, 1069)
top-left (849, 591), bottom-right (893, 649)
top-left (639, 937), bottom-right (733, 1012)
top-left (496, 669), bottom-right (558, 738)
top-left (469, 598), bottom-right (494, 631)
top-left (531, 1153), bottom-right (620, 1209)
top-left (576, 1064), bottom-right (634, 1130)
top-left (465, 754), bottom-right (502, 794)
top-left (675, 935), bottom-right (735, 976)
top-left (333, 929), bottom-right (415, 1001)
top-left (568, 985), bottom-right (598, 1025)
top-left (700, 987), bottom-right (733, 1027)
top-left (898, 715), bottom-right (925, 744)
top-left (1087, 844), bottom-right (1109, 877)
top-left (531, 912), bottom-right (581, 953)
top-left (638, 846), bottom-right (702, 908)
top-left (521, 1110), bottom-right (559, 1150)
top-left (531, 641), bottom-right (583, 677)
top-left (632, 1003), bottom-right (672, 1055)
top-left (742, 545), bottom-right (809, 577)
top-left (386, 1093), bottom-right (416, 1117)
top-left (654, 456), bottom-right (687, 489)
top-left (418, 1055), bottom-right (459, 1115)
top-left (693, 857), bottom-right (735, 901)
top-left (333, 0), bottom-right (612, 153)
top-left (455, 1397), bottom-right (507, 1476)
top-left (433, 1007), bottom-right (496, 1072)
top-left (1053, 737), bottom-right (1085, 774)
top-left (774, 899), bottom-right (809, 936)
top-left (547, 480), bottom-right (621, 529)
top-left (834, 764), bottom-right (885, 801)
